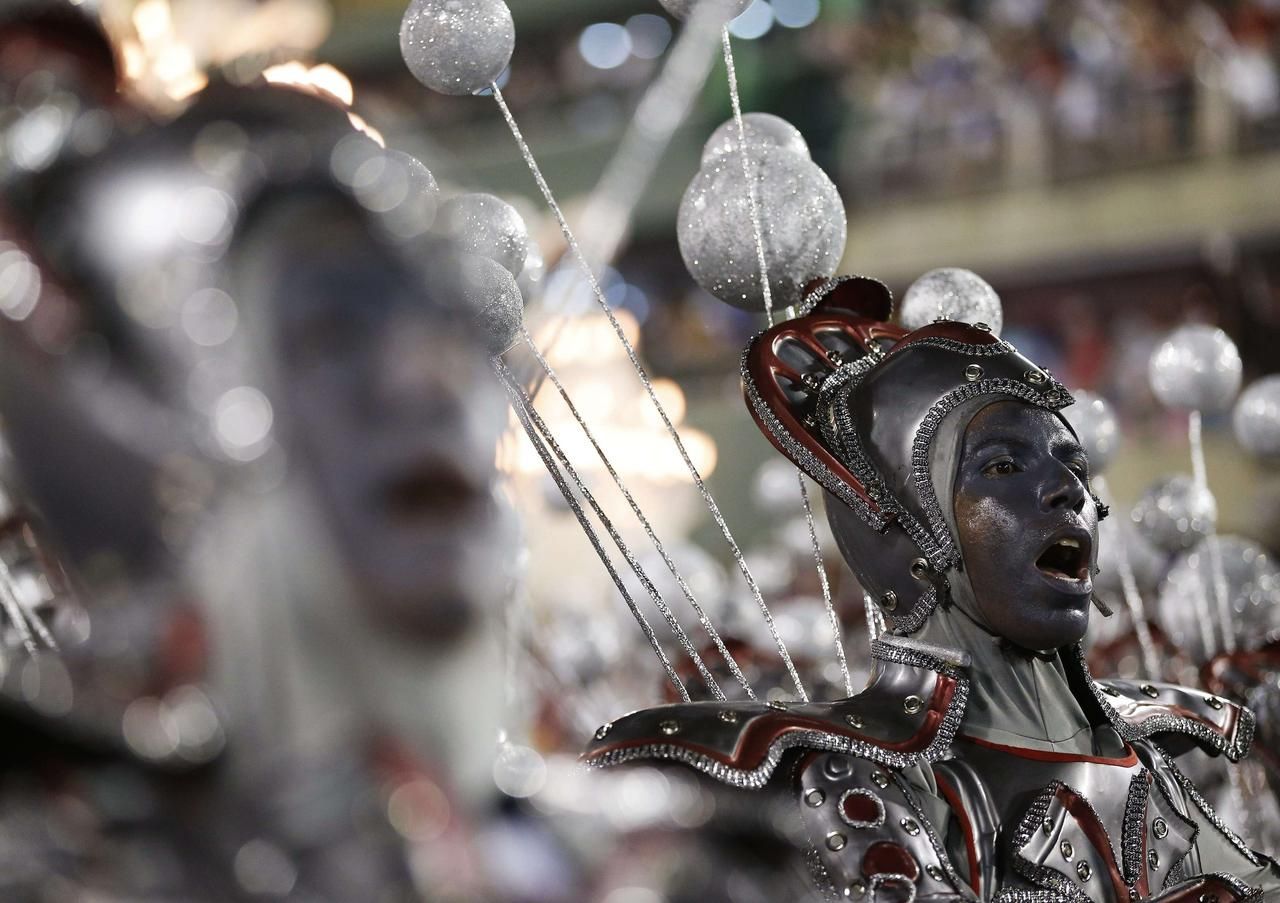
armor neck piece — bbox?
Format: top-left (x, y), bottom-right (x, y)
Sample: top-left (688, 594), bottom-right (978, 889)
top-left (915, 597), bottom-right (1098, 756)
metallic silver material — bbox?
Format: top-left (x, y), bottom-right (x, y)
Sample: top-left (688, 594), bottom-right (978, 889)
top-left (825, 831), bottom-right (846, 851)
top-left (903, 695), bottom-right (923, 714)
top-left (805, 788), bottom-right (825, 807)
top-left (964, 363), bottom-right (984, 381)
top-left (879, 591), bottom-right (898, 612)
top-left (660, 720), bottom-right (680, 735)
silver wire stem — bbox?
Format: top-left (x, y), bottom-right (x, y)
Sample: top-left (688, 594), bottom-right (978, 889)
top-left (496, 357), bottom-right (723, 699)
top-left (494, 359), bottom-right (690, 701)
top-left (489, 82), bottom-right (807, 701)
top-left (722, 28), bottom-right (844, 697)
top-left (521, 327), bottom-right (754, 700)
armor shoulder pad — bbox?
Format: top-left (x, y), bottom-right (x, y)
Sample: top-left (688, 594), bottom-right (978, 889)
top-left (1095, 678), bottom-right (1254, 761)
top-left (583, 642), bottom-right (968, 789)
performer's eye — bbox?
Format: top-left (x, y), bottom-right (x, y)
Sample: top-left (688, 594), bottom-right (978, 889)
top-left (982, 456), bottom-right (1017, 476)
top-left (1067, 458), bottom-right (1089, 480)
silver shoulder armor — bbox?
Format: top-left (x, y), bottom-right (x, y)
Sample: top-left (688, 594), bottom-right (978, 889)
top-left (582, 637), bottom-right (970, 790)
top-left (1094, 678), bottom-right (1254, 762)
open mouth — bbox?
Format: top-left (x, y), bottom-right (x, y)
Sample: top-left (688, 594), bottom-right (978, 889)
top-left (1034, 531), bottom-right (1091, 586)
top-left (381, 459), bottom-right (484, 523)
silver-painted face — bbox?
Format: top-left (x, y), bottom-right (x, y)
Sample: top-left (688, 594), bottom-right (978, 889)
top-left (953, 402), bottom-right (1099, 652)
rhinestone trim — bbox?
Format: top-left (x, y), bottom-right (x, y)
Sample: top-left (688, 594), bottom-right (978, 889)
top-left (1149, 769), bottom-right (1200, 890)
top-left (1009, 780), bottom-right (1120, 903)
top-left (1122, 770), bottom-right (1151, 886)
top-left (1079, 649), bottom-right (1255, 762)
top-left (819, 355), bottom-right (933, 555)
top-left (900, 336), bottom-right (1016, 357)
top-left (1152, 743), bottom-right (1259, 868)
top-left (911, 377), bottom-right (1073, 571)
top-left (836, 788), bottom-right (885, 829)
top-left (587, 665), bottom-right (968, 789)
top-left (742, 349), bottom-right (886, 530)
top-left (890, 771), bottom-right (977, 902)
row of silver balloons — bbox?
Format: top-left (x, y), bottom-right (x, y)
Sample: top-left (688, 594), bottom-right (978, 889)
top-left (1069, 324), bottom-right (1280, 670)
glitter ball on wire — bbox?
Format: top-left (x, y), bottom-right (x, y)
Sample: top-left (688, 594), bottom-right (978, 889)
top-left (399, 0), bottom-right (515, 96)
top-left (1148, 324), bottom-right (1242, 414)
top-left (1130, 474), bottom-right (1216, 554)
top-left (1062, 389), bottom-right (1120, 475)
top-left (658, 0), bottom-right (752, 23)
top-left (457, 253), bottom-right (524, 356)
top-left (436, 192), bottom-right (530, 277)
top-left (701, 112), bottom-right (810, 167)
top-left (677, 146), bottom-right (846, 312)
top-left (1158, 535), bottom-right (1280, 664)
top-left (898, 267), bottom-right (1004, 336)
top-left (1233, 375), bottom-right (1280, 458)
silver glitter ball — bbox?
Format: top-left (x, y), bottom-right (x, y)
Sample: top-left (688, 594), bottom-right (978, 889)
top-left (1158, 535), bottom-right (1280, 664)
top-left (1148, 324), bottom-right (1242, 414)
top-left (356, 150), bottom-right (439, 239)
top-left (658, 0), bottom-right (752, 23)
top-left (1095, 516), bottom-right (1166, 597)
top-left (1131, 474), bottom-right (1216, 554)
top-left (677, 147), bottom-right (846, 312)
top-left (1062, 389), bottom-right (1120, 475)
top-left (436, 192), bottom-right (530, 277)
top-left (700, 113), bottom-right (810, 168)
top-left (457, 252), bottom-right (524, 355)
top-left (898, 268), bottom-right (1003, 336)
top-left (1233, 375), bottom-right (1280, 458)
top-left (399, 0), bottom-right (515, 96)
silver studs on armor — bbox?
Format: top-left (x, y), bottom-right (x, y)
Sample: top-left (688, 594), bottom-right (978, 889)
top-left (900, 817), bottom-right (921, 836)
top-left (870, 770), bottom-right (889, 789)
top-left (825, 831), bottom-right (847, 851)
top-left (1025, 369), bottom-right (1048, 385)
top-left (1060, 840), bottom-right (1074, 861)
top-left (1076, 862), bottom-right (1092, 881)
top-left (1042, 817), bottom-right (1053, 836)
top-left (767, 700), bottom-right (788, 711)
top-left (1141, 684), bottom-right (1159, 698)
top-left (825, 756), bottom-right (854, 779)
top-left (878, 591), bottom-right (898, 612)
top-left (909, 558), bottom-right (931, 580)
top-left (1153, 817), bottom-right (1168, 839)
top-left (964, 363), bottom-right (984, 382)
top-left (846, 879), bottom-right (868, 898)
top-left (1149, 849), bottom-right (1160, 871)
top-left (926, 865), bottom-right (945, 882)
top-left (845, 714), bottom-right (864, 729)
top-left (660, 719), bottom-right (680, 735)
top-left (719, 710), bottom-right (738, 724)
top-left (974, 322), bottom-right (992, 332)
top-left (804, 788), bottom-right (826, 808)
top-left (903, 695), bottom-right (924, 715)
top-left (595, 723), bottom-right (612, 740)
top-left (1205, 695), bottom-right (1224, 710)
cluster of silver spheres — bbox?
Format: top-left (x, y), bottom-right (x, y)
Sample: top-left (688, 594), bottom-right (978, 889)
top-left (677, 113), bottom-right (847, 312)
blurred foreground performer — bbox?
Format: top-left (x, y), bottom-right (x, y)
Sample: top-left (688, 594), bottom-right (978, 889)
top-left (0, 79), bottom-right (519, 900)
top-left (585, 278), bottom-right (1280, 901)
top-left (0, 0), bottom-right (138, 190)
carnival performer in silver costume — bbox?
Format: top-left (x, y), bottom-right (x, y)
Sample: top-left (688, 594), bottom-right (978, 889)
top-left (584, 276), bottom-right (1280, 902)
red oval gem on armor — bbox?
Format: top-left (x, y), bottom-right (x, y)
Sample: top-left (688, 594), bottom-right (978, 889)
top-left (862, 842), bottom-right (920, 882)
top-left (842, 793), bottom-right (881, 824)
